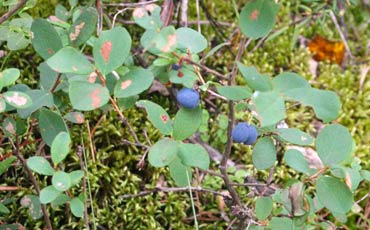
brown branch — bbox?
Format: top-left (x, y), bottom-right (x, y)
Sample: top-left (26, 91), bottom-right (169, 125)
top-left (121, 186), bottom-right (230, 199)
top-left (105, 0), bottom-right (159, 7)
top-left (11, 137), bottom-right (53, 230)
top-left (50, 73), bottom-right (62, 93)
top-left (0, 0), bottom-right (29, 25)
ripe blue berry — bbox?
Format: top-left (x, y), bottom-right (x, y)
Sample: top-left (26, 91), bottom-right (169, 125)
top-left (171, 64), bottom-right (181, 71)
top-left (244, 125), bottom-right (258, 145)
top-left (232, 122), bottom-right (249, 143)
top-left (176, 88), bottom-right (200, 109)
top-left (232, 122), bottom-right (258, 145)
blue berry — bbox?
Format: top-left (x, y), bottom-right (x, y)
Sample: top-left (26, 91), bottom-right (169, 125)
top-left (232, 122), bottom-right (258, 144)
top-left (232, 122), bottom-right (249, 143)
top-left (176, 88), bottom-right (200, 109)
top-left (244, 125), bottom-right (258, 145)
top-left (171, 64), bottom-right (181, 71)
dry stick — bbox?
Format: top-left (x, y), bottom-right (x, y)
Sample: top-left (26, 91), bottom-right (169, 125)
top-left (182, 58), bottom-right (228, 80)
top-left (180, 0), bottom-right (188, 27)
top-left (11, 137), bottom-right (53, 230)
top-left (220, 36), bottom-right (248, 230)
top-left (0, 186), bottom-right (19, 191)
top-left (196, 0), bottom-right (201, 32)
top-left (0, 0), bottom-right (29, 25)
top-left (329, 10), bottom-right (353, 59)
top-left (77, 146), bottom-right (90, 230)
top-left (115, 19), bottom-right (233, 27)
top-left (105, 0), bottom-right (159, 7)
top-left (121, 186), bottom-right (229, 199)
top-left (95, 0), bottom-right (103, 36)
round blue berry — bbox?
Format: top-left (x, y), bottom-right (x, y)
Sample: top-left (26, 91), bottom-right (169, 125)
top-left (171, 64), bottom-right (181, 71)
top-left (176, 88), bottom-right (200, 109)
top-left (244, 125), bottom-right (258, 145)
top-left (232, 122), bottom-right (249, 143)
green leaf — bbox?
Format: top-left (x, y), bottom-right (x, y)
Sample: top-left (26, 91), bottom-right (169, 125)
top-left (47, 46), bottom-right (94, 74)
top-left (93, 27), bottom-right (132, 75)
top-left (169, 156), bottom-right (192, 187)
top-left (173, 106), bottom-right (202, 141)
top-left (2, 117), bottom-right (16, 136)
top-left (272, 72), bottom-right (310, 92)
top-left (252, 137), bottom-right (276, 170)
top-left (283, 88), bottom-right (341, 122)
top-left (20, 195), bottom-right (43, 219)
top-left (70, 170), bottom-right (84, 186)
top-left (153, 58), bottom-right (171, 66)
top-left (26, 156), bottom-right (55, 176)
top-left (0, 203), bottom-right (10, 214)
top-left (252, 90), bottom-right (285, 127)
top-left (51, 194), bottom-right (71, 207)
top-left (133, 4), bottom-right (162, 30)
top-left (0, 98), bottom-right (5, 113)
top-left (360, 170), bottom-right (370, 181)
top-left (136, 100), bottom-right (173, 135)
top-left (316, 176), bottom-right (353, 214)
top-left (38, 62), bottom-right (60, 91)
top-left (40, 186), bottom-right (61, 204)
top-left (148, 138), bottom-right (178, 167)
top-left (51, 132), bottom-right (71, 165)
top-left (169, 68), bottom-right (197, 88)
top-left (0, 68), bottom-right (20, 88)
top-left (52, 171), bottom-right (72, 192)
top-left (143, 26), bottom-right (177, 54)
top-left (175, 27), bottom-right (207, 53)
top-left (256, 197), bottom-right (273, 220)
top-left (237, 63), bottom-right (272, 91)
top-left (3, 91), bottom-right (32, 109)
top-left (178, 143), bottom-right (210, 170)
top-left (268, 217), bottom-right (294, 230)
top-left (239, 0), bottom-right (279, 39)
top-left (284, 149), bottom-right (311, 174)
top-left (69, 81), bottom-right (110, 111)
top-left (17, 90), bottom-right (54, 118)
top-left (31, 18), bottom-right (63, 59)
top-left (204, 42), bottom-right (229, 59)
top-left (0, 156), bottom-right (17, 175)
top-left (70, 197), bottom-right (84, 218)
top-left (316, 124), bottom-right (353, 166)
top-left (38, 108), bottom-right (68, 146)
top-left (275, 128), bottom-right (313, 146)
top-left (216, 86), bottom-right (252, 101)
top-left (64, 111), bottom-right (85, 124)
top-left (114, 67), bottom-right (154, 98)
top-left (69, 7), bottom-right (98, 47)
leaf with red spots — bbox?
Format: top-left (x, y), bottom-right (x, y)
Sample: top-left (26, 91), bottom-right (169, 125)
top-left (69, 81), bottom-right (110, 111)
top-left (93, 27), bottom-right (131, 75)
top-left (136, 100), bottom-right (173, 135)
top-left (0, 98), bottom-right (6, 113)
top-left (141, 26), bottom-right (177, 55)
top-left (114, 67), bottom-right (154, 98)
top-left (31, 19), bottom-right (63, 59)
top-left (69, 7), bottom-right (98, 47)
top-left (169, 67), bottom-right (197, 88)
top-left (64, 112), bottom-right (85, 124)
top-left (133, 4), bottom-right (162, 30)
top-left (47, 46), bottom-right (94, 74)
top-left (239, 0), bottom-right (279, 39)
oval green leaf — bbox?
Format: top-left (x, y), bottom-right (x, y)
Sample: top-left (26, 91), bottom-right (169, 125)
top-left (315, 124), bottom-right (353, 166)
top-left (148, 138), bottom-right (178, 167)
top-left (178, 143), bottom-right (210, 170)
top-left (93, 27), bottom-right (132, 75)
top-left (316, 176), bottom-right (353, 214)
top-left (252, 137), bottom-right (276, 170)
top-left (133, 4), bottom-right (162, 30)
top-left (64, 111), bottom-right (85, 124)
top-left (173, 106), bottom-right (202, 141)
top-left (136, 100), bottom-right (173, 135)
top-left (38, 108), bottom-right (69, 146)
top-left (69, 7), bottom-right (98, 47)
top-left (176, 27), bottom-right (207, 53)
top-left (26, 156), bottom-right (55, 176)
top-left (169, 156), bottom-right (192, 187)
top-left (256, 197), bottom-right (273, 220)
top-left (69, 81), bottom-right (110, 111)
top-left (40, 186), bottom-right (61, 204)
top-left (169, 68), bottom-right (197, 88)
top-left (52, 171), bottom-right (72, 192)
top-left (3, 91), bottom-right (32, 109)
top-left (114, 67), bottom-right (154, 98)
top-left (252, 90), bottom-right (286, 127)
top-left (51, 132), bottom-right (71, 165)
top-left (20, 195), bottom-right (43, 220)
top-left (216, 85), bottom-right (252, 101)
top-left (70, 170), bottom-right (84, 186)
top-left (239, 0), bottom-right (279, 39)
top-left (0, 68), bottom-right (20, 88)
top-left (70, 197), bottom-right (84, 218)
top-left (237, 63), bottom-right (272, 92)
top-left (284, 149), bottom-right (311, 175)
top-left (275, 128), bottom-right (313, 146)
top-left (272, 72), bottom-right (310, 93)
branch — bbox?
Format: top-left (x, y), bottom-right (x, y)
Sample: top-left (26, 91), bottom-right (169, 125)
top-left (0, 0), bottom-right (29, 25)
top-left (121, 186), bottom-right (230, 199)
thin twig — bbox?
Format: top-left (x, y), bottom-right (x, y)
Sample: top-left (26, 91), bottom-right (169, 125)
top-left (182, 58), bottom-right (228, 80)
top-left (0, 186), bottom-right (20, 191)
top-left (196, 0), bottom-right (201, 32)
top-left (50, 74), bottom-right (62, 93)
top-left (105, 0), bottom-right (158, 7)
top-left (329, 10), bottom-right (353, 59)
top-left (95, 0), bottom-right (103, 36)
top-left (77, 146), bottom-right (90, 230)
top-left (114, 19), bottom-right (233, 27)
top-left (121, 186), bottom-right (229, 199)
top-left (11, 137), bottom-right (53, 230)
top-left (356, 192), bottom-right (370, 205)
top-left (180, 0), bottom-right (188, 27)
top-left (0, 0), bottom-right (29, 25)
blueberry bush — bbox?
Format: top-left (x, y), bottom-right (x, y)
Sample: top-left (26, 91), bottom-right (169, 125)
top-left (0, 0), bottom-right (369, 229)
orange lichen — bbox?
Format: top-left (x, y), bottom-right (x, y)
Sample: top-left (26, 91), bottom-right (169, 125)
top-left (308, 35), bottom-right (345, 65)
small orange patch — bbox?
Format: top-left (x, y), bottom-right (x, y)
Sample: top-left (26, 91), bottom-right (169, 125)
top-left (5, 122), bottom-right (16, 135)
top-left (70, 22), bottom-right (85, 41)
top-left (308, 35), bottom-right (345, 65)
top-left (161, 34), bottom-right (177, 53)
top-left (133, 8), bottom-right (145, 18)
top-left (90, 88), bottom-right (101, 108)
top-left (101, 41), bottom-right (113, 63)
top-left (177, 71), bottom-right (184, 78)
top-left (47, 48), bottom-right (53, 54)
top-left (121, 80), bottom-right (132, 90)
top-left (88, 72), bottom-right (97, 83)
top-left (250, 10), bottom-right (259, 20)
top-left (75, 114), bottom-right (84, 123)
top-left (160, 115), bottom-right (169, 123)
